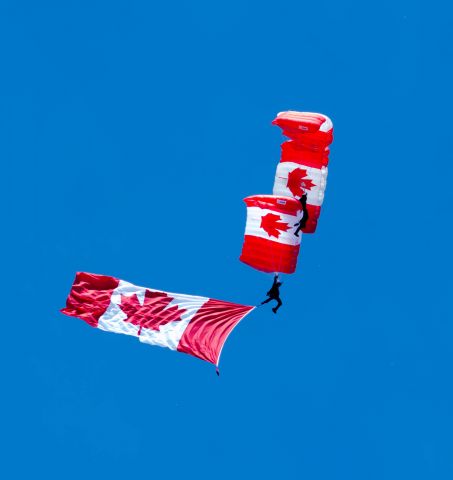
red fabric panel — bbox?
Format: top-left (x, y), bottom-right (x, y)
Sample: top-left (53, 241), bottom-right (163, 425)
top-left (177, 299), bottom-right (254, 365)
top-left (244, 195), bottom-right (301, 216)
top-left (61, 272), bottom-right (119, 327)
top-left (272, 112), bottom-right (333, 147)
top-left (273, 111), bottom-right (327, 132)
top-left (280, 141), bottom-right (330, 168)
top-left (302, 205), bottom-right (322, 233)
top-left (240, 235), bottom-right (300, 274)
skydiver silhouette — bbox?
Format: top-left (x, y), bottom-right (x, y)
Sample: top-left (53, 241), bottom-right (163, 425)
top-left (294, 192), bottom-right (309, 237)
top-left (260, 274), bottom-right (283, 313)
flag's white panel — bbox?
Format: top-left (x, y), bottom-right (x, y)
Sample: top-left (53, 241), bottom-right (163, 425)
top-left (98, 281), bottom-right (209, 350)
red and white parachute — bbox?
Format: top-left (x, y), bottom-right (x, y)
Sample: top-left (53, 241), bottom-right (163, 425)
top-left (272, 111), bottom-right (333, 233)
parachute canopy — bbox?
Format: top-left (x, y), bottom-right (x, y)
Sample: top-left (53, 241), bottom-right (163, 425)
top-left (240, 195), bottom-right (302, 274)
top-left (272, 111), bottom-right (334, 233)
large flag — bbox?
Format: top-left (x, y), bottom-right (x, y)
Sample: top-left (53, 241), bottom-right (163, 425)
top-left (240, 195), bottom-right (302, 274)
top-left (61, 272), bottom-right (255, 367)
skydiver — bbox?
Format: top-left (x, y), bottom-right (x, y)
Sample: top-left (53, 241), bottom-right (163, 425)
top-left (294, 192), bottom-right (309, 237)
top-left (260, 274), bottom-right (283, 313)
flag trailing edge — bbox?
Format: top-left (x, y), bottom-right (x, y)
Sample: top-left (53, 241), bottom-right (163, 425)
top-left (61, 272), bottom-right (255, 366)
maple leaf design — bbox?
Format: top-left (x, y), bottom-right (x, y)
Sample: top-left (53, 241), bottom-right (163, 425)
top-left (119, 290), bottom-right (186, 335)
top-left (260, 213), bottom-right (290, 239)
top-left (286, 168), bottom-right (316, 197)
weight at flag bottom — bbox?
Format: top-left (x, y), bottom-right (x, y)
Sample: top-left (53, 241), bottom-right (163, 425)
top-left (61, 272), bottom-right (255, 366)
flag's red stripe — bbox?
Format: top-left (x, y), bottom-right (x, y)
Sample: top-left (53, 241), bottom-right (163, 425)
top-left (177, 299), bottom-right (254, 365)
top-left (240, 235), bottom-right (300, 274)
top-left (60, 272), bottom-right (119, 327)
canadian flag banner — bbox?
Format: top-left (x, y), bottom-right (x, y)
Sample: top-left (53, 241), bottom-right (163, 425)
top-left (272, 112), bottom-right (334, 233)
top-left (240, 195), bottom-right (302, 274)
top-left (61, 272), bottom-right (255, 366)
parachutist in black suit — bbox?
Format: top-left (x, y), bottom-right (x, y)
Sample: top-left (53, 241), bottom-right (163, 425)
top-left (260, 274), bottom-right (283, 313)
top-left (294, 192), bottom-right (309, 237)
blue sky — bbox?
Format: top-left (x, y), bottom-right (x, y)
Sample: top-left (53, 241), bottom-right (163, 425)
top-left (1, 1), bottom-right (452, 479)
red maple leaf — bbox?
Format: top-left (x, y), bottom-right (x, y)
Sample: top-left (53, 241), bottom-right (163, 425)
top-left (260, 213), bottom-right (290, 238)
top-left (286, 168), bottom-right (316, 197)
top-left (119, 290), bottom-right (185, 335)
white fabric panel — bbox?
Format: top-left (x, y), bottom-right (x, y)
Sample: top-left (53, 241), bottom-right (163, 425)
top-left (245, 207), bottom-right (302, 246)
top-left (273, 162), bottom-right (328, 207)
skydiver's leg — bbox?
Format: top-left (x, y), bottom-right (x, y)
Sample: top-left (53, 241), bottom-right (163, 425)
top-left (272, 297), bottom-right (283, 313)
top-left (294, 224), bottom-right (302, 237)
top-left (300, 209), bottom-right (309, 228)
